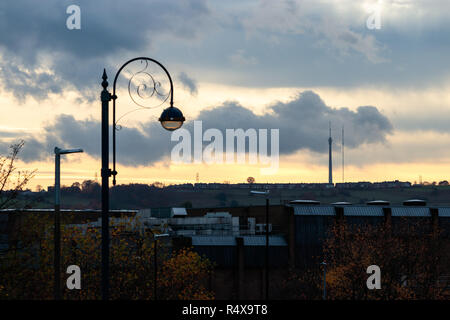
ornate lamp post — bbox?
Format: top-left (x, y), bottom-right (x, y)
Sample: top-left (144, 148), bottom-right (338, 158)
top-left (100, 57), bottom-right (185, 300)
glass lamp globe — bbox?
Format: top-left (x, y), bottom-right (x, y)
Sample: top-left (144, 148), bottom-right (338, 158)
top-left (159, 106), bottom-right (185, 131)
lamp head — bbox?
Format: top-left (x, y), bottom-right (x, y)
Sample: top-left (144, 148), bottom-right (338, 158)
top-left (159, 105), bottom-right (185, 131)
top-left (54, 147), bottom-right (83, 155)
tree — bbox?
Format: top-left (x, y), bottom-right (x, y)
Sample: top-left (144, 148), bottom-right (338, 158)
top-left (281, 267), bottom-right (322, 300)
top-left (152, 181), bottom-right (165, 188)
top-left (281, 220), bottom-right (449, 300)
top-left (0, 140), bottom-right (36, 209)
top-left (247, 177), bottom-right (255, 184)
top-left (69, 182), bottom-right (81, 193)
top-left (322, 220), bottom-right (448, 300)
top-left (81, 179), bottom-right (101, 195)
top-left (0, 214), bottom-right (215, 300)
top-left (158, 247), bottom-right (214, 300)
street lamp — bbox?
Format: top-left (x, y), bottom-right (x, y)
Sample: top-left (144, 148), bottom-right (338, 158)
top-left (249, 189), bottom-right (270, 300)
top-left (54, 147), bottom-right (83, 300)
top-left (159, 105), bottom-right (185, 131)
top-left (101, 57), bottom-right (184, 300)
top-left (152, 233), bottom-right (169, 300)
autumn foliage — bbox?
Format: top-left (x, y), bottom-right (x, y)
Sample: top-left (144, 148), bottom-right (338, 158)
top-left (282, 219), bottom-right (449, 300)
top-left (323, 219), bottom-right (449, 299)
top-left (0, 214), bottom-right (214, 300)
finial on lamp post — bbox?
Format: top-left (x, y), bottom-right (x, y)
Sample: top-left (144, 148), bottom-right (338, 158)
top-left (102, 69), bottom-right (108, 89)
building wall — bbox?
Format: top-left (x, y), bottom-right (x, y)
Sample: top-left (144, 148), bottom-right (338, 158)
top-left (187, 205), bottom-right (291, 235)
top-left (208, 267), bottom-right (290, 300)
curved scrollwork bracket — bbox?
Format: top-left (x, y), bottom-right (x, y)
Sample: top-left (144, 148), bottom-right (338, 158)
top-left (111, 57), bottom-right (175, 185)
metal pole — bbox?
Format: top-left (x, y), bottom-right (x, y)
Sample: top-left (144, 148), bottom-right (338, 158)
top-left (265, 197), bottom-right (269, 300)
top-left (54, 150), bottom-right (61, 300)
top-left (101, 69), bottom-right (111, 300)
top-left (154, 239), bottom-right (157, 301)
top-left (322, 262), bottom-right (327, 300)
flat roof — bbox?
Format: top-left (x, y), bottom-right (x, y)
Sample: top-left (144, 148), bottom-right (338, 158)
top-left (291, 204), bottom-right (450, 217)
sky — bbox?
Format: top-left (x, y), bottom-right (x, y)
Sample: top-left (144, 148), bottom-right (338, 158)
top-left (1, 0), bottom-right (450, 189)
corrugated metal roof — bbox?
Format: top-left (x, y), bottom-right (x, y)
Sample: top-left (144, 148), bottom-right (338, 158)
top-left (391, 207), bottom-right (430, 217)
top-left (190, 235), bottom-right (288, 246)
top-left (172, 207), bottom-right (187, 216)
top-left (294, 206), bottom-right (335, 216)
top-left (242, 235), bottom-right (287, 246)
top-left (191, 236), bottom-right (236, 246)
top-left (344, 206), bottom-right (383, 216)
top-left (437, 208), bottom-right (450, 217)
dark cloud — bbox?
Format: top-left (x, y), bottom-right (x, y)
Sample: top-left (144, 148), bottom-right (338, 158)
top-left (195, 91), bottom-right (393, 154)
top-left (178, 72), bottom-right (198, 95)
top-left (1, 114), bottom-right (173, 165)
top-left (1, 0), bottom-right (449, 100)
top-left (7, 91), bottom-right (392, 165)
top-left (0, 0), bottom-right (210, 100)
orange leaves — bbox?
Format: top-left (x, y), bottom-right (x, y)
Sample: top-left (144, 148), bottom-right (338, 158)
top-left (157, 247), bottom-right (214, 300)
top-left (322, 220), bottom-right (448, 300)
top-left (1, 214), bottom-right (215, 300)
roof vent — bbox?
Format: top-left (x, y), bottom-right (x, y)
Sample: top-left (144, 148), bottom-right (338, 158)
top-left (403, 199), bottom-right (426, 206)
top-left (289, 199), bottom-right (320, 205)
top-left (366, 200), bottom-right (390, 206)
top-left (331, 201), bottom-right (352, 206)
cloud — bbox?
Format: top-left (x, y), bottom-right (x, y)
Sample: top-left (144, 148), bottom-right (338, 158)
top-left (229, 50), bottom-right (258, 66)
top-left (2, 0), bottom-right (450, 98)
top-left (178, 72), bottom-right (198, 95)
top-left (6, 91), bottom-right (392, 165)
top-left (0, 0), bottom-right (210, 100)
top-left (0, 114), bottom-right (174, 166)
top-left (195, 91), bottom-right (392, 154)
top-left (241, 0), bottom-right (387, 63)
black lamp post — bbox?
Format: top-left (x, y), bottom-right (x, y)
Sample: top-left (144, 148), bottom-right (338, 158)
top-left (250, 190), bottom-right (270, 300)
top-left (100, 57), bottom-right (184, 300)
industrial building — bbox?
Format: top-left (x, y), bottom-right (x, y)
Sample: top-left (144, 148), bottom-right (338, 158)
top-left (0, 200), bottom-right (449, 299)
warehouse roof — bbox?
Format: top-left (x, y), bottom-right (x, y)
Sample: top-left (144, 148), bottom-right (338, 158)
top-left (293, 206), bottom-right (335, 216)
top-left (391, 207), bottom-right (431, 217)
top-left (291, 204), bottom-right (450, 217)
top-left (344, 206), bottom-right (383, 216)
top-left (190, 235), bottom-right (287, 246)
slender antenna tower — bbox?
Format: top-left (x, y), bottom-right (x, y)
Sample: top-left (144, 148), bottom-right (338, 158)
top-left (196, 172), bottom-right (199, 183)
top-left (342, 125), bottom-right (344, 183)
